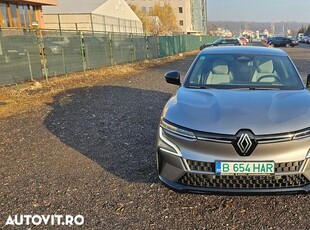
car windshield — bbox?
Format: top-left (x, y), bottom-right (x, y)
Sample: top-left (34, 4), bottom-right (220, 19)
top-left (184, 54), bottom-right (304, 90)
top-left (213, 38), bottom-right (222, 43)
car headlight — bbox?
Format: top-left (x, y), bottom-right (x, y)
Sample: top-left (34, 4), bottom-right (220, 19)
top-left (158, 127), bottom-right (181, 156)
top-left (160, 118), bottom-right (196, 139)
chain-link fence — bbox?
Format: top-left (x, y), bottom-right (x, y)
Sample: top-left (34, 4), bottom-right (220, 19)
top-left (0, 28), bottom-right (219, 85)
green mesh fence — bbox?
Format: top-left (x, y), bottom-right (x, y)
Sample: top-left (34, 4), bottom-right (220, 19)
top-left (132, 35), bottom-right (146, 62)
top-left (174, 35), bottom-right (181, 54)
top-left (146, 36), bottom-right (159, 59)
top-left (0, 29), bottom-right (219, 85)
top-left (84, 33), bottom-right (111, 69)
top-left (181, 35), bottom-right (187, 52)
top-left (186, 35), bottom-right (198, 51)
top-left (167, 36), bottom-right (176, 56)
top-left (159, 36), bottom-right (168, 57)
top-left (111, 33), bottom-right (132, 65)
top-left (0, 30), bottom-right (42, 85)
top-left (42, 30), bottom-right (85, 77)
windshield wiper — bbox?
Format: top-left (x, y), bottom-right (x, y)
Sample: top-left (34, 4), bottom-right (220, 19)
top-left (248, 87), bottom-right (281, 90)
top-left (229, 87), bottom-right (281, 90)
top-left (186, 85), bottom-right (211, 89)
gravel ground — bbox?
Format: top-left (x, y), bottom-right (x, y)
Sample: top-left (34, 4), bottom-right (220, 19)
top-left (1, 42), bottom-right (310, 229)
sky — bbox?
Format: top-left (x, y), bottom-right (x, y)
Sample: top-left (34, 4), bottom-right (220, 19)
top-left (207, 0), bottom-right (310, 23)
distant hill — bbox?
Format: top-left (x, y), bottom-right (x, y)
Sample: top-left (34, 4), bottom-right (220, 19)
top-left (207, 21), bottom-right (307, 36)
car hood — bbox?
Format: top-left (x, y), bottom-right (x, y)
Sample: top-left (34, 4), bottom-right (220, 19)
top-left (163, 87), bottom-right (310, 135)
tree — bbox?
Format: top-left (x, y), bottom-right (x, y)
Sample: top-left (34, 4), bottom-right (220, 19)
top-left (129, 4), bottom-right (152, 34)
top-left (297, 25), bottom-right (305, 34)
top-left (151, 3), bottom-right (181, 35)
top-left (305, 25), bottom-right (310, 36)
top-left (129, 3), bottom-right (180, 35)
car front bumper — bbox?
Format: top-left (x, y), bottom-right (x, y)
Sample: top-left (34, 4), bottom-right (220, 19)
top-left (157, 148), bottom-right (310, 194)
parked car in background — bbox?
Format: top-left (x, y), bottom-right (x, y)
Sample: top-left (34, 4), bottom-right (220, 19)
top-left (157, 46), bottom-right (310, 194)
top-left (298, 36), bottom-right (308, 43)
top-left (267, 36), bottom-right (298, 47)
top-left (304, 37), bottom-right (310, 44)
top-left (239, 37), bottom-right (248, 45)
top-left (263, 37), bottom-right (272, 45)
top-left (200, 38), bottom-right (242, 50)
top-left (290, 38), bottom-right (300, 46)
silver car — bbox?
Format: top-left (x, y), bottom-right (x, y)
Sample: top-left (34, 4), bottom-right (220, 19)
top-left (157, 46), bottom-right (310, 194)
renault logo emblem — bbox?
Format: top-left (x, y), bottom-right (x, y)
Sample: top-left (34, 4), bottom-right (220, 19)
top-left (232, 130), bottom-right (257, 156)
top-left (237, 133), bottom-right (252, 154)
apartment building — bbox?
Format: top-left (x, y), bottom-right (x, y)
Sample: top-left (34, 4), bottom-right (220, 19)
top-left (125, 0), bottom-right (207, 34)
top-left (0, 0), bottom-right (57, 28)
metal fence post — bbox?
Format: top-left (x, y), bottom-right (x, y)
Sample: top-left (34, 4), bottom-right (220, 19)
top-left (185, 35), bottom-right (188, 51)
top-left (166, 36), bottom-right (168, 57)
top-left (62, 48), bottom-right (67, 76)
top-left (26, 51), bottom-right (33, 81)
top-left (130, 33), bottom-right (134, 63)
top-left (90, 13), bottom-right (94, 35)
top-left (157, 35), bottom-right (160, 58)
top-left (174, 36), bottom-right (177, 55)
top-left (58, 14), bottom-right (62, 36)
top-left (38, 29), bottom-right (49, 81)
top-left (109, 33), bottom-right (113, 65)
top-left (79, 31), bottom-right (87, 73)
top-left (145, 35), bottom-right (148, 60)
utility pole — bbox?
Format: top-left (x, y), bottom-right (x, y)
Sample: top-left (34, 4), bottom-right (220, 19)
top-left (204, 0), bottom-right (207, 34)
top-left (271, 22), bottom-right (275, 36)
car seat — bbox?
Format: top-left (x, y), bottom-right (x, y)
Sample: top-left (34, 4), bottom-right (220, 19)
top-left (206, 60), bottom-right (233, 84)
top-left (251, 59), bottom-right (278, 82)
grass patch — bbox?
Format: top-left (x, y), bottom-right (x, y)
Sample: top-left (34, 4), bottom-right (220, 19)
top-left (0, 51), bottom-right (197, 118)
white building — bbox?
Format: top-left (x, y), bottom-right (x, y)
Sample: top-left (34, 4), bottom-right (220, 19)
top-left (43, 0), bottom-right (143, 34)
top-left (125, 0), bottom-right (207, 34)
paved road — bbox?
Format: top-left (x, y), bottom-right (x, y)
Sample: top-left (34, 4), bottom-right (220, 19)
top-left (0, 43), bottom-right (310, 229)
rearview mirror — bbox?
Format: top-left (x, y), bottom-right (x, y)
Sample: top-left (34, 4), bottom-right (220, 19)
top-left (165, 71), bottom-right (181, 85)
top-left (307, 74), bottom-right (310, 88)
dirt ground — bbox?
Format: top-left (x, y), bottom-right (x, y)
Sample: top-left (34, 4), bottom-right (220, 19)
top-left (0, 44), bottom-right (309, 229)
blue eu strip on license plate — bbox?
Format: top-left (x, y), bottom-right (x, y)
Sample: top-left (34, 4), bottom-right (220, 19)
top-left (215, 162), bottom-right (222, 174)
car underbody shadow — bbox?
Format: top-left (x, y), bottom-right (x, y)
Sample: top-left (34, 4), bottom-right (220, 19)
top-left (44, 85), bottom-right (172, 184)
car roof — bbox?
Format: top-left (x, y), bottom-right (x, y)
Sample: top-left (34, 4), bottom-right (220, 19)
top-left (200, 46), bottom-right (288, 56)
top-left (221, 38), bottom-right (238, 40)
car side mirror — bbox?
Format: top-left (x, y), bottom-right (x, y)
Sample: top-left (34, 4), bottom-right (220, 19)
top-left (307, 74), bottom-right (310, 88)
top-left (165, 71), bottom-right (181, 85)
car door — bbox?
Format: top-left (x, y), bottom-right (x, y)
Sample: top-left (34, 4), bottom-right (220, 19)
top-left (280, 37), bottom-right (286, 46)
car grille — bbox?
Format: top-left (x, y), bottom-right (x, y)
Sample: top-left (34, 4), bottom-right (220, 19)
top-left (178, 173), bottom-right (310, 189)
top-left (275, 161), bottom-right (303, 172)
top-left (187, 160), bottom-right (215, 172)
top-left (187, 160), bottom-right (303, 173)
